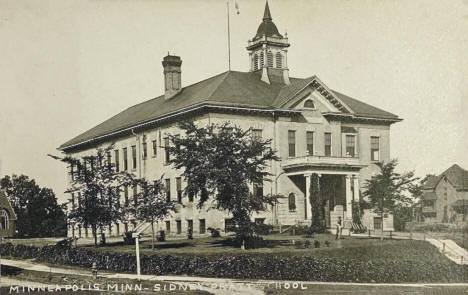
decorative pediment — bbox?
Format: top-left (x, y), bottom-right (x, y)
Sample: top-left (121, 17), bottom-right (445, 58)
top-left (279, 76), bottom-right (353, 114)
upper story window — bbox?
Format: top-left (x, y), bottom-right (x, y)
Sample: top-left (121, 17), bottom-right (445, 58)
top-left (346, 135), bottom-right (356, 157)
top-left (131, 145), bottom-right (137, 170)
top-left (267, 51), bottom-right (273, 67)
top-left (142, 142), bottom-right (148, 159)
top-left (304, 99), bottom-right (315, 109)
top-left (324, 133), bottom-right (332, 156)
top-left (253, 177), bottom-right (263, 197)
top-left (252, 129), bottom-right (262, 141)
top-left (371, 136), bottom-right (380, 161)
top-left (106, 151), bottom-right (111, 168)
top-left (288, 193), bottom-right (296, 211)
top-left (123, 148), bottom-right (128, 171)
top-left (288, 130), bottom-right (296, 157)
top-left (164, 137), bottom-right (170, 164)
top-left (152, 140), bottom-right (157, 157)
top-left (306, 131), bottom-right (314, 156)
top-left (114, 150), bottom-right (120, 172)
top-left (165, 178), bottom-right (171, 202)
top-left (176, 177), bottom-right (182, 203)
top-left (276, 52), bottom-right (282, 68)
top-left (253, 54), bottom-right (259, 71)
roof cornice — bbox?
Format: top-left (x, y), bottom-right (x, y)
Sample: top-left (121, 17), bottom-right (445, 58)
top-left (59, 103), bottom-right (300, 152)
top-left (322, 112), bottom-right (402, 124)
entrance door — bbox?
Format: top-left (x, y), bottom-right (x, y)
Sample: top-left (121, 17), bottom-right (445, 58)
top-left (373, 217), bottom-right (382, 230)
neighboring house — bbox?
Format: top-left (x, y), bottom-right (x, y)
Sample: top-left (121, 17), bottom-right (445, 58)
top-left (422, 164), bottom-right (468, 224)
top-left (60, 2), bottom-right (401, 238)
top-left (0, 190), bottom-right (17, 238)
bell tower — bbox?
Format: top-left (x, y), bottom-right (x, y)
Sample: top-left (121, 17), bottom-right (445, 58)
top-left (247, 1), bottom-right (290, 84)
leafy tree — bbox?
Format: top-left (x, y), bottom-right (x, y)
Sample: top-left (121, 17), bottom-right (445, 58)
top-left (309, 174), bottom-right (327, 232)
top-left (166, 121), bottom-right (280, 244)
top-left (132, 177), bottom-right (176, 250)
top-left (50, 145), bottom-right (133, 246)
top-left (0, 175), bottom-right (67, 237)
top-left (362, 160), bottom-right (418, 232)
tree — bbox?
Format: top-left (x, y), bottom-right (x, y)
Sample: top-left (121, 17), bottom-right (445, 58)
top-left (0, 175), bottom-right (67, 238)
top-left (362, 160), bottom-right (418, 233)
top-left (166, 121), bottom-right (280, 244)
top-left (50, 145), bottom-right (133, 246)
top-left (132, 177), bottom-right (176, 250)
top-left (309, 174), bottom-right (327, 231)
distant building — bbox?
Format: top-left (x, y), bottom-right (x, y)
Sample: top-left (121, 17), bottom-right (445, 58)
top-left (60, 2), bottom-right (400, 238)
top-left (422, 164), bottom-right (468, 224)
top-left (0, 190), bottom-right (17, 238)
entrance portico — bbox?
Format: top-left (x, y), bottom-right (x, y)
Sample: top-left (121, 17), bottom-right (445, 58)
top-left (281, 156), bottom-right (364, 228)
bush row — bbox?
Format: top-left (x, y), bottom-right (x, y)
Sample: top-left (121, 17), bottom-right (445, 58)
top-left (0, 242), bottom-right (467, 283)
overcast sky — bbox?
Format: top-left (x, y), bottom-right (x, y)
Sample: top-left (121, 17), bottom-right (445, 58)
top-left (0, 0), bottom-right (467, 203)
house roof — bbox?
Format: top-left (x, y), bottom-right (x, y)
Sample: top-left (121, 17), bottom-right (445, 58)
top-left (59, 70), bottom-right (400, 151)
top-left (254, 1), bottom-right (283, 40)
top-left (423, 164), bottom-right (468, 191)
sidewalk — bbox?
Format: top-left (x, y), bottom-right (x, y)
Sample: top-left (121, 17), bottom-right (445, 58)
top-left (351, 231), bottom-right (468, 265)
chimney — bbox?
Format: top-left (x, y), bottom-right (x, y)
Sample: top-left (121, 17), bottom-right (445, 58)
top-left (162, 54), bottom-right (182, 99)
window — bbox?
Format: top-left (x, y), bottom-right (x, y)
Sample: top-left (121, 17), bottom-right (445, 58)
top-left (124, 186), bottom-right (129, 206)
top-left (142, 142), bottom-right (147, 159)
top-left (176, 220), bottom-right (182, 234)
top-left (164, 138), bottom-right (170, 164)
top-left (306, 131), bottom-right (314, 155)
top-left (152, 140), bottom-right (157, 157)
top-left (276, 52), bottom-right (282, 68)
top-left (133, 185), bottom-right (138, 206)
top-left (346, 135), bottom-right (356, 157)
top-left (188, 192), bottom-right (194, 203)
top-left (253, 183), bottom-right (263, 197)
top-left (199, 219), bottom-right (206, 234)
top-left (131, 145), bottom-right (137, 170)
top-left (115, 223), bottom-right (120, 235)
top-left (371, 136), bottom-right (380, 161)
top-left (288, 130), bottom-right (296, 157)
top-left (0, 210), bottom-right (8, 230)
top-left (106, 151), bottom-right (111, 168)
top-left (225, 218), bottom-right (235, 232)
top-left (114, 150), bottom-right (120, 172)
top-left (165, 221), bottom-right (170, 233)
top-left (165, 179), bottom-right (171, 202)
top-left (260, 51), bottom-right (264, 69)
top-left (187, 219), bottom-right (193, 233)
top-left (304, 99), bottom-right (315, 109)
top-left (176, 177), bottom-right (182, 203)
top-left (255, 218), bottom-right (265, 224)
top-left (123, 148), bottom-right (128, 171)
top-left (324, 133), bottom-right (332, 156)
top-left (288, 193), bottom-right (296, 211)
top-left (253, 54), bottom-right (259, 71)
top-left (267, 51), bottom-right (273, 67)
top-left (71, 193), bottom-right (75, 209)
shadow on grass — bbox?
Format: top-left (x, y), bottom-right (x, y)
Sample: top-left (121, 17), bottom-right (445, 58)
top-left (1, 265), bottom-right (24, 276)
top-left (209, 238), bottom-right (291, 249)
top-left (144, 242), bottom-right (195, 250)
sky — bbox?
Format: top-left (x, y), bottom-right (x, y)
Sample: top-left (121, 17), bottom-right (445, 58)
top-left (0, 0), bottom-right (467, 203)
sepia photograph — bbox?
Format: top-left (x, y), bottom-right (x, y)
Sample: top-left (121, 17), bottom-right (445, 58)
top-left (0, 0), bottom-right (467, 294)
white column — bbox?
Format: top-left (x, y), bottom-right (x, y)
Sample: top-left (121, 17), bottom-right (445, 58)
top-left (353, 176), bottom-right (360, 204)
top-left (305, 174), bottom-right (312, 220)
top-left (345, 175), bottom-right (352, 220)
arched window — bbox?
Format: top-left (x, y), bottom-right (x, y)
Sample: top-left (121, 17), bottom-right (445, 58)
top-left (276, 52), bottom-right (282, 68)
top-left (304, 99), bottom-right (315, 109)
top-left (1, 209), bottom-right (9, 230)
top-left (267, 51), bottom-right (273, 68)
top-left (259, 52), bottom-right (264, 69)
top-left (253, 54), bottom-right (259, 71)
top-left (288, 193), bottom-right (296, 211)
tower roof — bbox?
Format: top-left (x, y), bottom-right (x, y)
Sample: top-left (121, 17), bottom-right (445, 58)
top-left (254, 1), bottom-right (283, 40)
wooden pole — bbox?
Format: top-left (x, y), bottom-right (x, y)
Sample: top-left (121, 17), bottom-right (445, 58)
top-left (136, 236), bottom-right (141, 280)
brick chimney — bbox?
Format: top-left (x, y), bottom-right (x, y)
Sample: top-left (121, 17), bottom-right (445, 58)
top-left (162, 54), bottom-right (182, 99)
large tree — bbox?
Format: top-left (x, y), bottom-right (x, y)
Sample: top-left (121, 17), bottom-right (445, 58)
top-left (0, 175), bottom-right (67, 238)
top-left (132, 177), bottom-right (176, 250)
top-left (362, 160), bottom-right (417, 232)
top-left (50, 145), bottom-right (133, 246)
top-left (166, 121), bottom-right (280, 243)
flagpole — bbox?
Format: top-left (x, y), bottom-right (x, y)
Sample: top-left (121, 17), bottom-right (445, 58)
top-left (227, 0), bottom-right (231, 71)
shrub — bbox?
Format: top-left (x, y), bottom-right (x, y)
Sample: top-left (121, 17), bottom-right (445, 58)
top-left (253, 223), bottom-right (273, 236)
top-left (294, 240), bottom-right (304, 249)
top-left (157, 230), bottom-right (166, 242)
top-left (123, 232), bottom-right (135, 245)
top-left (324, 241), bottom-right (331, 247)
top-left (207, 227), bottom-right (220, 238)
top-left (304, 240), bottom-right (311, 248)
top-left (314, 240), bottom-right (320, 248)
top-left (292, 225), bottom-right (313, 236)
